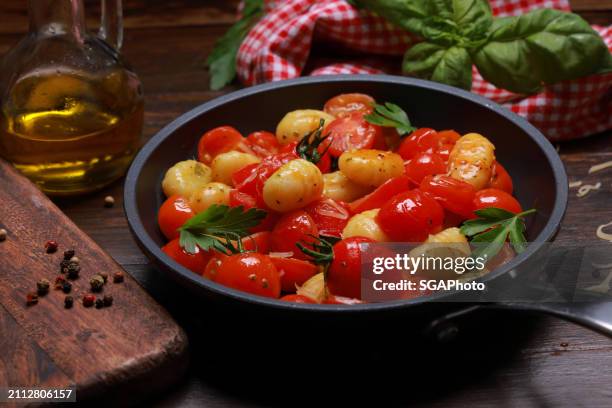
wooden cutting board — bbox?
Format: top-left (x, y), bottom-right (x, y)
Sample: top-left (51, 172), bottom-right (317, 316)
top-left (0, 160), bottom-right (188, 406)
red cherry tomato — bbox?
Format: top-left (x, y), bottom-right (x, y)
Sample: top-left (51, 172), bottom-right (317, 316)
top-left (232, 163), bottom-right (260, 196)
top-left (229, 189), bottom-right (257, 209)
top-left (473, 188), bottom-right (522, 215)
top-left (158, 195), bottom-right (194, 240)
top-left (420, 175), bottom-right (476, 219)
top-left (246, 131), bottom-right (280, 158)
top-left (436, 130), bottom-right (461, 145)
top-left (281, 294), bottom-right (317, 303)
top-left (162, 238), bottom-right (211, 274)
top-left (270, 257), bottom-right (318, 292)
top-left (436, 143), bottom-right (454, 161)
top-left (377, 189), bottom-right (444, 242)
top-left (327, 237), bottom-right (375, 299)
top-left (326, 113), bottom-right (383, 157)
top-left (348, 175), bottom-right (412, 214)
top-left (303, 198), bottom-right (350, 238)
top-left (197, 126), bottom-right (252, 164)
top-left (270, 210), bottom-right (319, 260)
top-left (203, 253), bottom-right (281, 298)
top-left (323, 93), bottom-right (375, 118)
top-left (280, 140), bottom-right (332, 173)
top-left (488, 161), bottom-right (514, 194)
top-left (404, 153), bottom-right (447, 185)
top-left (242, 231), bottom-right (272, 254)
top-left (323, 295), bottom-right (365, 305)
top-left (396, 128), bottom-right (439, 160)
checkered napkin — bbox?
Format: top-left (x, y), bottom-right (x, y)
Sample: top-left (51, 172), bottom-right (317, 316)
top-left (236, 0), bottom-right (612, 142)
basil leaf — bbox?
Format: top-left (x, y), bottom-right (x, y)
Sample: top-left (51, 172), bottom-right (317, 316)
top-left (404, 44), bottom-right (473, 90)
top-left (472, 9), bottom-right (612, 94)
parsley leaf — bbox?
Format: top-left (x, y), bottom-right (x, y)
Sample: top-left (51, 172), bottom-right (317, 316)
top-left (364, 102), bottom-right (417, 136)
top-left (296, 119), bottom-right (330, 165)
top-left (206, 0), bottom-right (264, 91)
top-left (460, 207), bottom-right (536, 261)
top-left (179, 204), bottom-right (267, 254)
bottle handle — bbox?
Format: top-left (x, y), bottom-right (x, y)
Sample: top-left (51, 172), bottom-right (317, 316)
top-left (98, 0), bottom-right (123, 51)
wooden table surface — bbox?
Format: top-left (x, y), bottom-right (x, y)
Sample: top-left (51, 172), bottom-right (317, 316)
top-left (1, 1), bottom-right (612, 407)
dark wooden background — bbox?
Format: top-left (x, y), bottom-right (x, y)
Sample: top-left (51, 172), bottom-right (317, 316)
top-left (1, 1), bottom-right (612, 406)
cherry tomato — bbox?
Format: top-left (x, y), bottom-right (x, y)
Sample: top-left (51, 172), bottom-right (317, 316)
top-left (396, 128), bottom-right (439, 160)
top-left (271, 211), bottom-right (319, 260)
top-left (281, 294), bottom-right (317, 303)
top-left (197, 126), bottom-right (252, 164)
top-left (488, 161), bottom-right (514, 194)
top-left (280, 140), bottom-right (332, 173)
top-left (420, 175), bottom-right (476, 219)
top-left (271, 257), bottom-right (318, 292)
top-left (436, 130), bottom-right (461, 145)
top-left (323, 295), bottom-right (365, 305)
top-left (473, 188), bottom-right (522, 214)
top-left (246, 131), bottom-right (280, 158)
top-left (404, 152), bottom-right (447, 185)
top-left (323, 93), bottom-right (375, 118)
top-left (229, 189), bottom-right (257, 209)
top-left (203, 253), bottom-right (281, 298)
top-left (304, 198), bottom-right (350, 238)
top-left (158, 195), bottom-right (194, 240)
top-left (326, 113), bottom-right (383, 157)
top-left (162, 238), bottom-right (211, 274)
top-left (242, 231), bottom-right (272, 254)
top-left (348, 175), bottom-right (412, 214)
top-left (436, 143), bottom-right (454, 161)
top-left (232, 163), bottom-right (260, 197)
top-left (377, 189), bottom-right (444, 242)
top-left (327, 237), bottom-right (375, 299)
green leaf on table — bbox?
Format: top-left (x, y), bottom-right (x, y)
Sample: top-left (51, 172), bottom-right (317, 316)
top-left (206, 0), bottom-right (264, 91)
top-left (364, 102), bottom-right (416, 136)
top-left (179, 204), bottom-right (267, 254)
top-left (472, 9), bottom-right (612, 94)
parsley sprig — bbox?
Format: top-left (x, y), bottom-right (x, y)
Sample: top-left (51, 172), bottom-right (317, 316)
top-left (364, 102), bottom-right (417, 137)
top-left (460, 207), bottom-right (536, 261)
top-left (296, 119), bottom-right (331, 165)
top-left (296, 235), bottom-right (338, 265)
top-left (179, 204), bottom-right (266, 255)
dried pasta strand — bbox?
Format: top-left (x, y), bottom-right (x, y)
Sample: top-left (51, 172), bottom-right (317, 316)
top-left (577, 182), bottom-right (601, 198)
top-left (569, 181), bottom-right (582, 188)
top-left (596, 221), bottom-right (612, 243)
top-left (588, 160), bottom-right (612, 174)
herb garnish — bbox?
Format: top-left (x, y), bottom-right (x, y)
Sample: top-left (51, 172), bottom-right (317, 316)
top-left (364, 102), bottom-right (416, 137)
top-left (296, 235), bottom-right (336, 266)
top-left (460, 207), bottom-right (536, 261)
top-left (206, 0), bottom-right (264, 90)
top-left (296, 119), bottom-right (331, 165)
top-left (179, 204), bottom-right (267, 255)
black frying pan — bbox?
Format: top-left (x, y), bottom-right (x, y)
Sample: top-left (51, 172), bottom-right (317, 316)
top-left (124, 75), bottom-right (612, 337)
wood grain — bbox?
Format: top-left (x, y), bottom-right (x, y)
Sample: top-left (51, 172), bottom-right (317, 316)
top-left (0, 160), bottom-right (188, 405)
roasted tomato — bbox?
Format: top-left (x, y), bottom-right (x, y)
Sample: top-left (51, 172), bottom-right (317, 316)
top-left (246, 131), bottom-right (280, 158)
top-left (420, 175), bottom-right (476, 219)
top-left (242, 231), bottom-right (272, 254)
top-left (162, 238), bottom-right (211, 273)
top-left (158, 195), bottom-right (194, 240)
top-left (327, 237), bottom-right (375, 299)
top-left (271, 257), bottom-right (318, 292)
top-left (323, 93), bottom-right (375, 118)
top-left (203, 253), bottom-right (281, 298)
top-left (281, 294), bottom-right (317, 303)
top-left (326, 113), bottom-right (383, 157)
top-left (270, 210), bottom-right (319, 260)
top-left (377, 189), bottom-right (444, 241)
top-left (348, 175), bottom-right (412, 214)
top-left (304, 198), bottom-right (350, 238)
top-left (396, 128), bottom-right (439, 160)
top-left (473, 188), bottom-right (522, 214)
top-left (197, 126), bottom-right (252, 164)
top-left (404, 152), bottom-right (446, 185)
top-left (488, 161), bottom-right (514, 194)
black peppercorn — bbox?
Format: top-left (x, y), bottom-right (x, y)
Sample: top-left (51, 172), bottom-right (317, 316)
top-left (99, 272), bottom-right (108, 283)
top-left (37, 279), bottom-right (50, 296)
top-left (63, 249), bottom-right (75, 260)
top-left (62, 281), bottom-right (72, 294)
top-left (66, 262), bottom-right (81, 280)
top-left (90, 275), bottom-right (105, 292)
top-left (64, 296), bottom-right (74, 309)
top-left (95, 298), bottom-right (104, 309)
top-left (102, 295), bottom-right (113, 307)
top-left (113, 271), bottom-right (124, 283)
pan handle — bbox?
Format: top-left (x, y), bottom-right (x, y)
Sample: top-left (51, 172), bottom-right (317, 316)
top-left (490, 302), bottom-right (612, 337)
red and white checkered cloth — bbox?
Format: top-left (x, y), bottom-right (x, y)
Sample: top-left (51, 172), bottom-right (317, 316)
top-left (236, 0), bottom-right (612, 141)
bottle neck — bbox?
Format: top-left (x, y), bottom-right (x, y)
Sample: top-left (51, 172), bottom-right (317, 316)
top-left (29, 0), bottom-right (86, 41)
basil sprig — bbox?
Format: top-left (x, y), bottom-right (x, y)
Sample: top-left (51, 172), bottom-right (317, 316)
top-left (353, 0), bottom-right (612, 93)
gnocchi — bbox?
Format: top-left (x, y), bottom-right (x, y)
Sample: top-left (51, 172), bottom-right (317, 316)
top-left (322, 171), bottom-right (373, 202)
top-left (262, 159), bottom-right (324, 212)
top-left (338, 149), bottom-right (404, 187)
top-left (162, 160), bottom-right (212, 198)
top-left (189, 182), bottom-right (231, 213)
top-left (342, 209), bottom-right (389, 242)
top-left (275, 109), bottom-right (335, 145)
top-left (211, 151), bottom-right (260, 186)
top-left (448, 133), bottom-right (495, 190)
